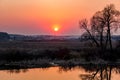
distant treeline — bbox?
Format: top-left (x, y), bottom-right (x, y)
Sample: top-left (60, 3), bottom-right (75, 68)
top-left (0, 32), bottom-right (120, 42)
top-left (0, 32), bottom-right (79, 41)
top-left (0, 32), bottom-right (10, 41)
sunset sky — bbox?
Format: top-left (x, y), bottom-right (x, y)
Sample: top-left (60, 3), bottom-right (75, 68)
top-left (0, 0), bottom-right (120, 35)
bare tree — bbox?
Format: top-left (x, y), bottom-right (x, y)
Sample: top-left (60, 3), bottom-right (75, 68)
top-left (102, 4), bottom-right (120, 50)
top-left (79, 19), bottom-right (100, 47)
top-left (91, 11), bottom-right (106, 50)
top-left (80, 4), bottom-right (120, 51)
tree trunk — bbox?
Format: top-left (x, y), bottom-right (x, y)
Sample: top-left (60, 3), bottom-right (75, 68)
top-left (105, 32), bottom-right (109, 50)
top-left (107, 22), bottom-right (113, 51)
top-left (108, 30), bottom-right (113, 51)
top-left (100, 32), bottom-right (103, 50)
top-left (86, 29), bottom-right (100, 47)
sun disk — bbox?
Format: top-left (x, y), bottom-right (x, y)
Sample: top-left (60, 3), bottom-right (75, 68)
top-left (53, 25), bottom-right (60, 32)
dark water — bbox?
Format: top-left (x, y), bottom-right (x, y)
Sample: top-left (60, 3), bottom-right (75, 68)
top-left (0, 66), bottom-right (120, 80)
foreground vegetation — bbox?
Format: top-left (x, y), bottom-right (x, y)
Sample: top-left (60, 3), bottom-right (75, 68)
top-left (0, 40), bottom-right (119, 70)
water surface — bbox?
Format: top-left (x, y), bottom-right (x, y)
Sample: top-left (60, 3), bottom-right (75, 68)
top-left (0, 67), bottom-right (120, 80)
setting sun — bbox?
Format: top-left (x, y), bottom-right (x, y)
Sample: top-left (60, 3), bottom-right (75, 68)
top-left (54, 27), bottom-right (59, 32)
top-left (53, 25), bottom-right (60, 32)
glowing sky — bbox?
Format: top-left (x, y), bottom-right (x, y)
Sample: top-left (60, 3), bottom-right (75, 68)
top-left (0, 0), bottom-right (120, 35)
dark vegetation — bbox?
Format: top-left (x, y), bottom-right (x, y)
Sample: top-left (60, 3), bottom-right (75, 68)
top-left (79, 4), bottom-right (120, 61)
top-left (0, 41), bottom-right (119, 63)
top-left (0, 48), bottom-right (70, 61)
top-left (0, 32), bottom-right (9, 41)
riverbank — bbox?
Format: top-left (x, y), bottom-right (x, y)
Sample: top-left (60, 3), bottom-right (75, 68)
top-left (0, 58), bottom-right (120, 70)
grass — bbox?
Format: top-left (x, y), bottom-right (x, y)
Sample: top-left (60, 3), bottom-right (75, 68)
top-left (0, 40), bottom-right (119, 69)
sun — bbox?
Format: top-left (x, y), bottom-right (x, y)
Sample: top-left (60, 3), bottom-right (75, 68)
top-left (54, 27), bottom-right (59, 31)
top-left (53, 25), bottom-right (60, 32)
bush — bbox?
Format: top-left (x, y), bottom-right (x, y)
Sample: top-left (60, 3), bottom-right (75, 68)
top-left (0, 49), bottom-right (32, 61)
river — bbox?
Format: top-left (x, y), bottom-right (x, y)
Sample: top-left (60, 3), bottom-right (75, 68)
top-left (0, 66), bottom-right (120, 80)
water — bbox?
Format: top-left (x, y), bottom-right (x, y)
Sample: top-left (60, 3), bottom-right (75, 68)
top-left (0, 66), bottom-right (120, 80)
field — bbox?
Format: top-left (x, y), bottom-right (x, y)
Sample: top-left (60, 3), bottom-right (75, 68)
top-left (0, 40), bottom-right (119, 69)
top-left (0, 40), bottom-right (90, 51)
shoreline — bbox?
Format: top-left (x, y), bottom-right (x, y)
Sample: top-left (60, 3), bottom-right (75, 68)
top-left (0, 59), bottom-right (120, 70)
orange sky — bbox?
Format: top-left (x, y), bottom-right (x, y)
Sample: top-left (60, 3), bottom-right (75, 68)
top-left (0, 0), bottom-right (120, 35)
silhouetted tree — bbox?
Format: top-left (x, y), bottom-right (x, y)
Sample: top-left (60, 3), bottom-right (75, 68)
top-left (79, 19), bottom-right (100, 47)
top-left (80, 4), bottom-right (120, 51)
top-left (91, 11), bottom-right (106, 50)
top-left (102, 4), bottom-right (120, 51)
top-left (0, 32), bottom-right (10, 41)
